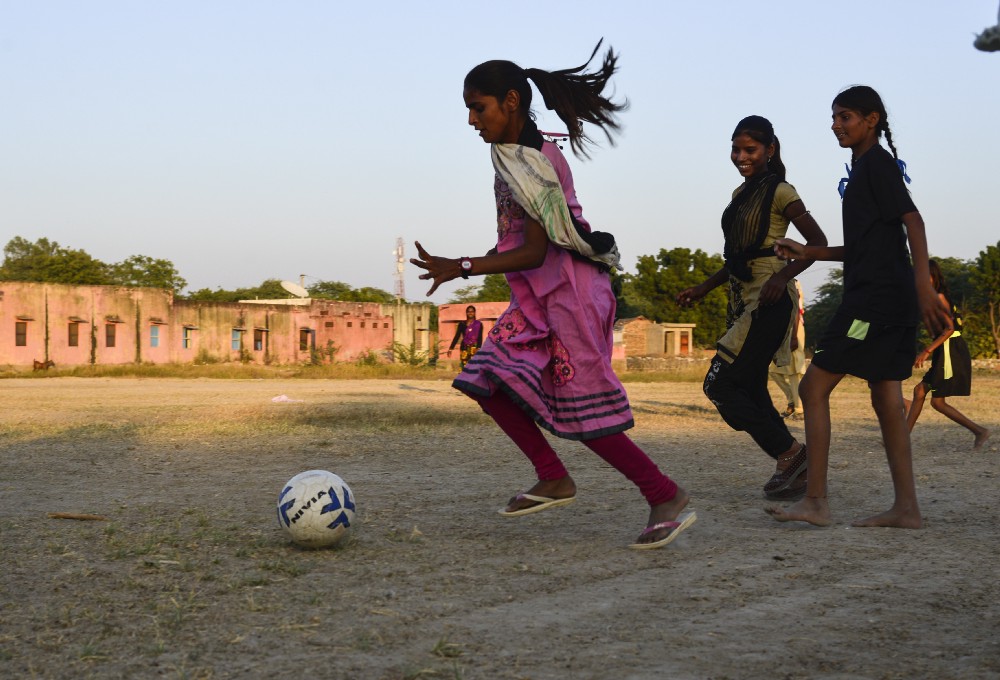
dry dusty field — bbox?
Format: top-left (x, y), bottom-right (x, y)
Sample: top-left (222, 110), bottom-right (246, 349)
top-left (1, 373), bottom-right (999, 680)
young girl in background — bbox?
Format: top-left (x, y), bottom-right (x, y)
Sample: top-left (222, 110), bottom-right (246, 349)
top-left (906, 260), bottom-right (990, 449)
top-left (767, 85), bottom-right (953, 529)
top-left (677, 116), bottom-right (826, 501)
top-left (412, 42), bottom-right (695, 549)
top-left (448, 305), bottom-right (484, 369)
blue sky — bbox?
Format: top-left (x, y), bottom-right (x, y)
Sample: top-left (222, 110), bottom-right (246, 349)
top-left (2, 1), bottom-right (998, 307)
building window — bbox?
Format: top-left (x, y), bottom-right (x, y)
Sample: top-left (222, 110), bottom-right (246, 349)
top-left (360, 321), bottom-right (365, 328)
top-left (150, 326), bottom-right (160, 348)
top-left (105, 324), bottom-right (116, 348)
top-left (231, 329), bottom-right (242, 350)
top-left (68, 323), bottom-right (79, 347)
top-left (299, 329), bottom-right (313, 351)
top-left (383, 323), bottom-right (389, 328)
top-left (254, 329), bottom-right (264, 351)
top-left (347, 321), bottom-right (353, 328)
top-left (324, 321), bottom-right (333, 328)
top-left (15, 322), bottom-right (27, 347)
top-left (183, 327), bottom-right (194, 349)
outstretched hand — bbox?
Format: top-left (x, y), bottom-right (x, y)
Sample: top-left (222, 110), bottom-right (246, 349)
top-left (410, 241), bottom-right (461, 296)
top-left (773, 238), bottom-right (805, 261)
top-left (676, 285), bottom-right (705, 308)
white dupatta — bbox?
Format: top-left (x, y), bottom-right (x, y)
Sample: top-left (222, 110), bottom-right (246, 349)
top-left (491, 143), bottom-right (621, 271)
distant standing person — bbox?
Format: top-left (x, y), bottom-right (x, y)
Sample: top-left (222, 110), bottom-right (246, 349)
top-left (677, 115), bottom-right (827, 501)
top-left (448, 305), bottom-right (484, 369)
top-left (769, 279), bottom-right (807, 420)
top-left (905, 260), bottom-right (990, 449)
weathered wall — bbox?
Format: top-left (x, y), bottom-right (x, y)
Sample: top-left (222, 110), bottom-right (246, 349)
top-left (0, 282), bottom-right (405, 367)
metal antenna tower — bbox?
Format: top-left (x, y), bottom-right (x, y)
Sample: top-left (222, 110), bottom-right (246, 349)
top-left (393, 238), bottom-right (405, 301)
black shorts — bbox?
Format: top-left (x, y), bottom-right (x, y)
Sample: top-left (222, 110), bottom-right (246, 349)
top-left (811, 311), bottom-right (916, 382)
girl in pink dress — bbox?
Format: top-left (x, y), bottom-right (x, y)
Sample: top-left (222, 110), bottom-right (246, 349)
top-left (412, 42), bottom-right (694, 549)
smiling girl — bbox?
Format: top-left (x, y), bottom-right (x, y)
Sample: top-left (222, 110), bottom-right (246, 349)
top-left (677, 116), bottom-right (827, 501)
top-left (412, 42), bottom-right (695, 549)
top-left (766, 85), bottom-right (953, 528)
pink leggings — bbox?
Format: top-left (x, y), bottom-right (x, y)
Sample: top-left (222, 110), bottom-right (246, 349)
top-left (478, 391), bottom-right (678, 507)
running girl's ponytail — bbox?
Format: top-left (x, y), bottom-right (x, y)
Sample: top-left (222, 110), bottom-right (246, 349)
top-left (464, 40), bottom-right (628, 158)
top-left (833, 85), bottom-right (900, 160)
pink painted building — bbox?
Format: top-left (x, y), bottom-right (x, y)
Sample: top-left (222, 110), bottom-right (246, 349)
top-left (0, 281), bottom-right (432, 368)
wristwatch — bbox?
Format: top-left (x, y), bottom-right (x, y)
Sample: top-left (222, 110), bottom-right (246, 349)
top-left (459, 257), bottom-right (473, 279)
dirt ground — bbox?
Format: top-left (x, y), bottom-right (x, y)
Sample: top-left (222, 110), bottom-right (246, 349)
top-left (1, 373), bottom-right (998, 679)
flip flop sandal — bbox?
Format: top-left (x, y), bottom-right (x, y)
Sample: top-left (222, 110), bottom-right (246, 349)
top-left (629, 511), bottom-right (697, 550)
top-left (498, 493), bottom-right (576, 517)
top-left (764, 444), bottom-right (808, 494)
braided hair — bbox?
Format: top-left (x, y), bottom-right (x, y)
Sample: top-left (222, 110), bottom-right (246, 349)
top-left (463, 40), bottom-right (628, 158)
top-left (832, 85), bottom-right (900, 160)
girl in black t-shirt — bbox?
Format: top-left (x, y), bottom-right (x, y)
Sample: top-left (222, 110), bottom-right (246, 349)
top-left (765, 85), bottom-right (952, 530)
top-left (906, 260), bottom-right (990, 449)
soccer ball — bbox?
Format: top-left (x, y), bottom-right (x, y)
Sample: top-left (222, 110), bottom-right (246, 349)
top-left (277, 470), bottom-right (356, 548)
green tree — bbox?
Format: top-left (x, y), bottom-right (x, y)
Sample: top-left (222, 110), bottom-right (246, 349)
top-left (307, 280), bottom-right (354, 299)
top-left (184, 279), bottom-right (287, 302)
top-left (108, 254), bottom-right (187, 292)
top-left (619, 247), bottom-right (727, 346)
top-left (0, 236), bottom-right (110, 285)
top-left (448, 273), bottom-right (511, 303)
top-left (341, 286), bottom-right (396, 303)
top-left (803, 268), bottom-right (842, 351)
top-left (971, 241), bottom-right (1000, 357)
top-left (306, 280), bottom-right (395, 303)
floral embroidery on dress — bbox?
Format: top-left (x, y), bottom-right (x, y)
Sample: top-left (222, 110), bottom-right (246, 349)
top-left (489, 308), bottom-right (538, 351)
top-left (548, 334), bottom-right (575, 385)
top-left (490, 308), bottom-right (527, 343)
top-left (495, 175), bottom-right (525, 242)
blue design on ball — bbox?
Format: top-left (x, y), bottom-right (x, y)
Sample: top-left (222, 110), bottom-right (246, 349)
top-left (277, 485), bottom-right (295, 527)
top-left (320, 485), bottom-right (356, 529)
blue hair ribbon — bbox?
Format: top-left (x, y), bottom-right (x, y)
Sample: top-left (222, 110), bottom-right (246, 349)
top-left (896, 158), bottom-right (911, 184)
top-left (838, 158), bottom-right (911, 199)
top-left (837, 163), bottom-right (851, 199)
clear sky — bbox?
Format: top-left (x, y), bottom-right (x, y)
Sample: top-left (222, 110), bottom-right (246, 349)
top-left (3, 1), bottom-right (998, 307)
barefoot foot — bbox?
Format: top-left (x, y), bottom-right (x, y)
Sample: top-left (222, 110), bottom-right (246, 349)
top-left (851, 506), bottom-right (922, 529)
top-left (974, 428), bottom-right (990, 451)
top-left (764, 496), bottom-right (832, 527)
top-left (501, 476), bottom-right (577, 515)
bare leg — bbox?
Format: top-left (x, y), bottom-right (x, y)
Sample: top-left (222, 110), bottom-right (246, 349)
top-left (930, 397), bottom-right (991, 449)
top-left (853, 380), bottom-right (922, 528)
top-left (905, 381), bottom-right (928, 432)
top-left (765, 365), bottom-right (842, 526)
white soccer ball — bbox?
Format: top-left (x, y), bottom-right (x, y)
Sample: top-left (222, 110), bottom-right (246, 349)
top-left (277, 470), bottom-right (356, 548)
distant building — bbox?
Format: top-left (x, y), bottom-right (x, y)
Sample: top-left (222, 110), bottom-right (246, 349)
top-left (614, 317), bottom-right (696, 358)
top-left (0, 281), bottom-right (432, 368)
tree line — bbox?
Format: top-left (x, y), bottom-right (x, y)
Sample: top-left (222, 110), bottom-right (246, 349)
top-left (0, 236), bottom-right (396, 304)
top-left (5, 236), bottom-right (998, 358)
top-left (450, 243), bottom-right (1000, 359)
